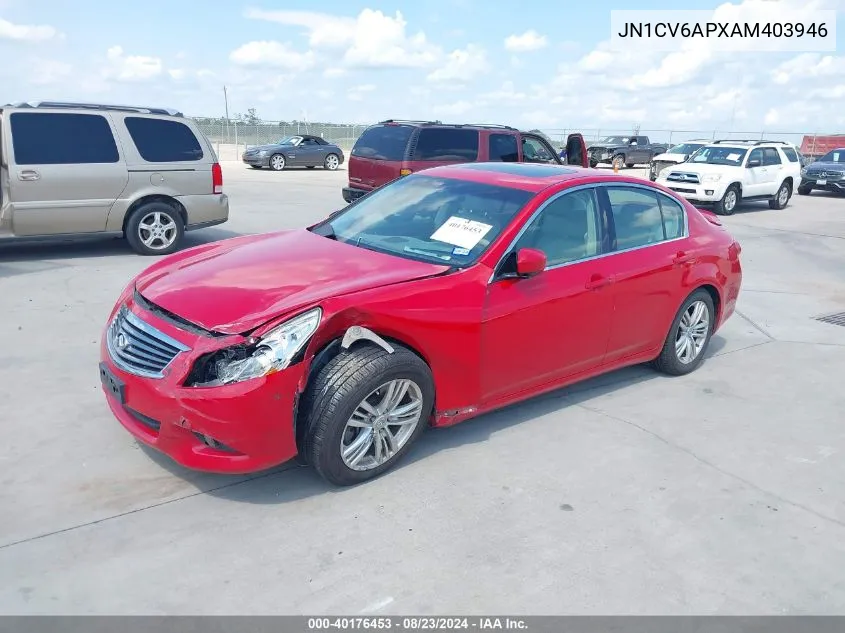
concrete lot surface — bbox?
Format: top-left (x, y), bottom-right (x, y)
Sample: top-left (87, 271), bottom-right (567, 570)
top-left (1, 163), bottom-right (844, 614)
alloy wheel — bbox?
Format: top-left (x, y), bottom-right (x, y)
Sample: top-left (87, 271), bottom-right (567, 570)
top-left (138, 212), bottom-right (178, 251)
top-left (340, 379), bottom-right (424, 471)
top-left (675, 300), bottom-right (710, 364)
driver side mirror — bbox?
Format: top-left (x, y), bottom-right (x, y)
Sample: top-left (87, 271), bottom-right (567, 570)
top-left (515, 248), bottom-right (546, 277)
top-left (327, 209), bottom-right (343, 219)
top-left (747, 158), bottom-right (761, 168)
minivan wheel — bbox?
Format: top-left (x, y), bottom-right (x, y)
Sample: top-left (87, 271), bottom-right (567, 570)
top-left (302, 343), bottom-right (434, 486)
top-left (324, 153), bottom-right (340, 170)
top-left (125, 202), bottom-right (184, 256)
top-left (270, 154), bottom-right (286, 171)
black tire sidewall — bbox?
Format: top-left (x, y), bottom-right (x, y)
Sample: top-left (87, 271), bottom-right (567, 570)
top-left (655, 289), bottom-right (715, 375)
top-left (125, 202), bottom-right (184, 256)
top-left (718, 185), bottom-right (739, 215)
top-left (310, 347), bottom-right (434, 485)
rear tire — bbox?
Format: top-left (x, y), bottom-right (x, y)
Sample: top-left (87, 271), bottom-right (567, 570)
top-left (652, 289), bottom-right (715, 376)
top-left (303, 343), bottom-right (434, 486)
top-left (125, 202), bottom-right (184, 256)
top-left (324, 153), bottom-right (340, 171)
top-left (612, 155), bottom-right (625, 170)
top-left (768, 181), bottom-right (791, 209)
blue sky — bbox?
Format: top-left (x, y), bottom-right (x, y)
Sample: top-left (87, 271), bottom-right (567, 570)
top-left (2, 0), bottom-right (844, 135)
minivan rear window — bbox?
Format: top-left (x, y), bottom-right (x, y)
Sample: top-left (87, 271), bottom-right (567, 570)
top-left (124, 116), bottom-right (204, 162)
top-left (412, 128), bottom-right (479, 161)
top-left (352, 124), bottom-right (414, 161)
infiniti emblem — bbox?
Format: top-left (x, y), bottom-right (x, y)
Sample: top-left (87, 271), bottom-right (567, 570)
top-left (116, 333), bottom-right (128, 349)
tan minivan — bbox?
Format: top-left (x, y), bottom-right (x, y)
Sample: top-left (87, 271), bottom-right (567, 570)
top-left (0, 101), bottom-right (229, 255)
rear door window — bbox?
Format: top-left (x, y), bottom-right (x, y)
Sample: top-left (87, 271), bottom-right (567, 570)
top-left (488, 133), bottom-right (519, 162)
top-left (605, 186), bottom-right (667, 250)
top-left (412, 128), bottom-right (479, 161)
top-left (124, 117), bottom-right (204, 162)
top-left (351, 124), bottom-right (414, 160)
top-left (782, 147), bottom-right (799, 162)
top-left (10, 112), bottom-right (119, 165)
top-left (762, 147), bottom-right (782, 166)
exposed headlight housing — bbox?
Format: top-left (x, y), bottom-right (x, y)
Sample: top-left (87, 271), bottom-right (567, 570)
top-left (186, 308), bottom-right (322, 387)
top-left (800, 167), bottom-right (807, 177)
top-left (702, 174), bottom-right (722, 182)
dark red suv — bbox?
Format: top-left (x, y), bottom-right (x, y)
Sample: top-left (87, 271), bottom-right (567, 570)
top-left (342, 120), bottom-right (588, 203)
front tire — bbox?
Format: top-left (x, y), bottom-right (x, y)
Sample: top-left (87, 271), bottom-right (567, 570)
top-left (303, 343), bottom-right (434, 486)
top-left (768, 181), bottom-right (791, 209)
top-left (125, 202), bottom-right (184, 256)
top-left (589, 160), bottom-right (599, 168)
top-left (714, 184), bottom-right (739, 215)
top-left (797, 184), bottom-right (812, 195)
top-left (324, 153), bottom-right (340, 170)
top-left (269, 153), bottom-right (286, 171)
top-left (652, 289), bottom-right (715, 376)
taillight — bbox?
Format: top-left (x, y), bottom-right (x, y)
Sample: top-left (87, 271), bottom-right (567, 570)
top-left (399, 168), bottom-right (413, 176)
top-left (212, 163), bottom-right (223, 194)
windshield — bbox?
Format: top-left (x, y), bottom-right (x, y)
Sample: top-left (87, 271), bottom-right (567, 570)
top-left (600, 136), bottom-right (629, 144)
top-left (277, 136), bottom-right (300, 145)
top-left (818, 150), bottom-right (845, 163)
top-left (690, 146), bottom-right (747, 166)
top-left (668, 143), bottom-right (704, 155)
top-left (323, 174), bottom-right (534, 266)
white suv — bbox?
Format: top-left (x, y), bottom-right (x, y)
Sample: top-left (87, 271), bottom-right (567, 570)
top-left (655, 140), bottom-right (802, 215)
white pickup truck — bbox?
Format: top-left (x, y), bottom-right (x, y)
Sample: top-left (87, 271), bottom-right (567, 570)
top-left (655, 140), bottom-right (802, 215)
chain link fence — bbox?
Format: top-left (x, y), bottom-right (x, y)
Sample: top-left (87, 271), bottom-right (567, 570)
top-left (190, 116), bottom-right (843, 163)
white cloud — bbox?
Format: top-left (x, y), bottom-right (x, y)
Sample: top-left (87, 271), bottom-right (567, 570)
top-left (427, 44), bottom-right (487, 84)
top-left (323, 67), bottom-right (346, 78)
top-left (0, 17), bottom-right (60, 41)
top-left (504, 30), bottom-right (547, 52)
top-left (103, 46), bottom-right (162, 82)
top-left (347, 84), bottom-right (376, 101)
top-left (229, 41), bottom-right (315, 70)
top-left (29, 59), bottom-right (72, 85)
top-left (433, 100), bottom-right (474, 117)
top-left (246, 8), bottom-right (440, 70)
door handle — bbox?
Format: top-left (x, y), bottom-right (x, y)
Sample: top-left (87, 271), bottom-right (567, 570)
top-left (673, 251), bottom-right (693, 265)
top-left (585, 274), bottom-right (615, 290)
top-left (18, 170), bottom-right (40, 181)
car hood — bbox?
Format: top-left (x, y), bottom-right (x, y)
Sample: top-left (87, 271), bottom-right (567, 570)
top-left (588, 143), bottom-right (620, 149)
top-left (134, 230), bottom-right (450, 334)
top-left (248, 144), bottom-right (293, 152)
top-left (805, 161), bottom-right (845, 172)
top-left (652, 152), bottom-right (689, 162)
top-left (662, 162), bottom-right (742, 176)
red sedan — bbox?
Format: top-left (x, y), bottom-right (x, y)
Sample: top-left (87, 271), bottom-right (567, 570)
top-left (99, 162), bottom-right (742, 486)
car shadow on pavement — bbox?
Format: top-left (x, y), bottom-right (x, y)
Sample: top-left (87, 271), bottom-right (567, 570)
top-left (193, 335), bottom-right (729, 504)
top-left (0, 228), bottom-right (246, 265)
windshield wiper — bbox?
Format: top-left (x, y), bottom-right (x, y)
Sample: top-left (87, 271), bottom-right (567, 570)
top-left (403, 246), bottom-right (454, 262)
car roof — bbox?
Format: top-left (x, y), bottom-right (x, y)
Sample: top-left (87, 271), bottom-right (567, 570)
top-left (415, 162), bottom-right (647, 192)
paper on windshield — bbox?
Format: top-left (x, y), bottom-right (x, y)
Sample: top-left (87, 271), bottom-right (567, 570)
top-left (430, 216), bottom-right (493, 250)
top-left (834, 152), bottom-right (841, 162)
top-left (727, 153), bottom-right (741, 161)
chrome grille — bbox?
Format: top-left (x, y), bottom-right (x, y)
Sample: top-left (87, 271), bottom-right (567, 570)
top-left (666, 171), bottom-right (701, 184)
top-left (107, 305), bottom-right (189, 378)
